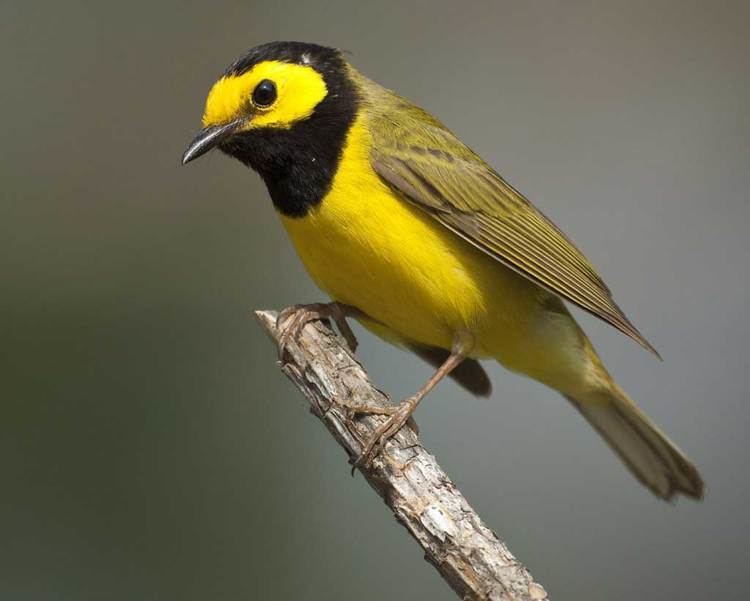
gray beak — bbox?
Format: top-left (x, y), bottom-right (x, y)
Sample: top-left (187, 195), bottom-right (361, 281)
top-left (181, 119), bottom-right (243, 165)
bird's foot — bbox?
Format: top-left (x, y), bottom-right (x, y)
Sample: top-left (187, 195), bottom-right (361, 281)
top-left (276, 302), bottom-right (360, 359)
top-left (352, 396), bottom-right (420, 469)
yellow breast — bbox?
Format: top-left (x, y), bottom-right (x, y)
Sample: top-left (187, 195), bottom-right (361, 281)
top-left (280, 116), bottom-right (541, 355)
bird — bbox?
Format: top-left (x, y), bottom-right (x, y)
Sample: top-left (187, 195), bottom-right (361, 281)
top-left (182, 41), bottom-right (704, 501)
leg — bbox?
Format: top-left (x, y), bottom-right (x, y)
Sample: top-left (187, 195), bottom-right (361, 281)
top-left (276, 301), bottom-right (362, 357)
top-left (353, 336), bottom-right (470, 468)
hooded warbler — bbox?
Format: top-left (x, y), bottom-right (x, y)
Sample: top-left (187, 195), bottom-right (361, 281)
top-left (182, 41), bottom-right (704, 500)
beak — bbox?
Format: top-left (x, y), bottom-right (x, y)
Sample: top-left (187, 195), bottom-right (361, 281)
top-left (181, 119), bottom-right (244, 165)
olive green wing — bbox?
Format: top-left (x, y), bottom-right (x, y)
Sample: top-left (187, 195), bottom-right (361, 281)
top-left (368, 110), bottom-right (658, 356)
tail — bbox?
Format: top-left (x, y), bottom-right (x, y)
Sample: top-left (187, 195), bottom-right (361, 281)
top-left (565, 384), bottom-right (705, 501)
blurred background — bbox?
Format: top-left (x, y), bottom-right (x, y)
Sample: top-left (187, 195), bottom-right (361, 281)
top-left (2, 1), bottom-right (749, 599)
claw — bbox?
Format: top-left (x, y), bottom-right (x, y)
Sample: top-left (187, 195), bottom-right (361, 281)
top-left (352, 397), bottom-right (419, 469)
top-left (275, 302), bottom-right (360, 360)
top-left (350, 341), bottom-right (467, 469)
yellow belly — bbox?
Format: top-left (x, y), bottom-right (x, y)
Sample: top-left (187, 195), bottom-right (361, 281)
top-left (279, 118), bottom-right (587, 384)
top-left (282, 124), bottom-right (536, 351)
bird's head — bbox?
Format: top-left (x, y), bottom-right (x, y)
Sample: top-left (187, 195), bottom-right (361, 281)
top-left (181, 42), bottom-right (358, 169)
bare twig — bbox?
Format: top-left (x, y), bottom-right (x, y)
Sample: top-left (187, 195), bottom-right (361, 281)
top-left (255, 310), bottom-right (549, 601)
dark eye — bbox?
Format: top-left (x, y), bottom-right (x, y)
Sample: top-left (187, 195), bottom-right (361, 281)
top-left (252, 79), bottom-right (277, 107)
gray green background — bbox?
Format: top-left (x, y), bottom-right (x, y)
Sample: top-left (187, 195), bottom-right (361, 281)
top-left (2, 1), bottom-right (749, 599)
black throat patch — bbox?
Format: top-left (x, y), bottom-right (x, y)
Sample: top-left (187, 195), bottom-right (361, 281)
top-left (218, 43), bottom-right (359, 218)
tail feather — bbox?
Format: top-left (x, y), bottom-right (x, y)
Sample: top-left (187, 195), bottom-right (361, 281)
top-left (565, 385), bottom-right (705, 501)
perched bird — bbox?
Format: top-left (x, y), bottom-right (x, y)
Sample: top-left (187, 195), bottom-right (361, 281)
top-left (182, 41), bottom-right (704, 500)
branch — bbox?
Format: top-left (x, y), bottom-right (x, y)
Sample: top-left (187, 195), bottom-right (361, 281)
top-left (255, 310), bottom-right (549, 601)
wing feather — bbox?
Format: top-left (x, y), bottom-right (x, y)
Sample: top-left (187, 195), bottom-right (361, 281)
top-left (367, 111), bottom-right (658, 356)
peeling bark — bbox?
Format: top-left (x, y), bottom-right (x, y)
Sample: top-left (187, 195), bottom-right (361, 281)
top-left (255, 310), bottom-right (549, 601)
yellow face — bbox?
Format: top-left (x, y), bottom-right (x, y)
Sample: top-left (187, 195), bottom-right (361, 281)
top-left (202, 60), bottom-right (328, 131)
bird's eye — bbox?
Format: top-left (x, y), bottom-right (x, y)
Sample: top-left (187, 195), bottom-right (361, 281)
top-left (252, 79), bottom-right (277, 107)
